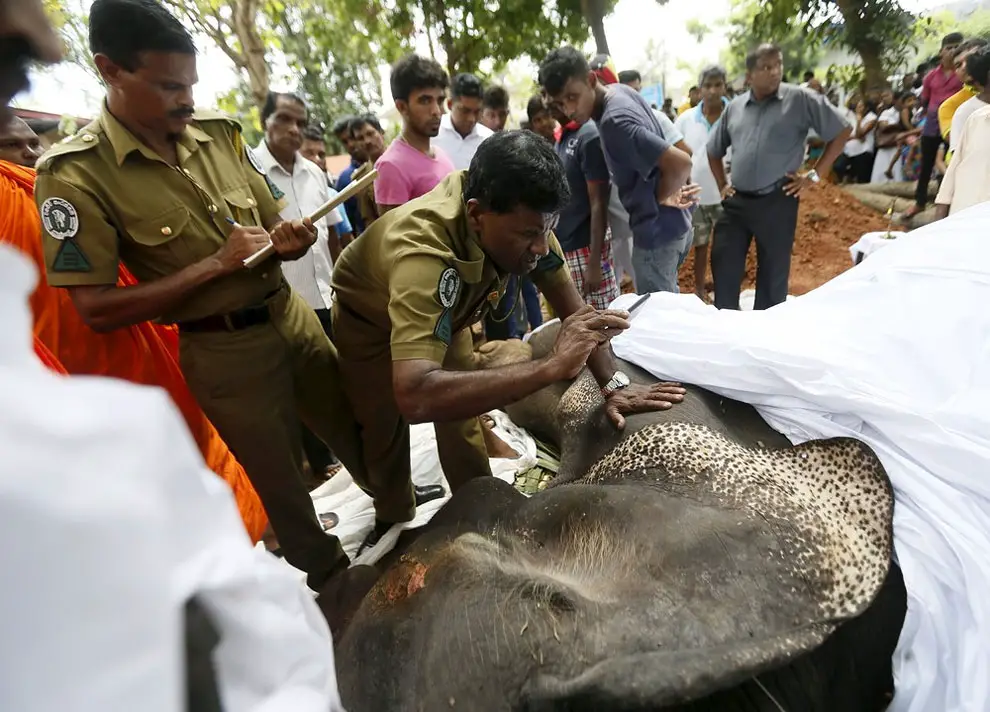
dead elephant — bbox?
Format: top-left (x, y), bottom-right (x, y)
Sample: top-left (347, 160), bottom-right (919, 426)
top-left (331, 325), bottom-right (907, 711)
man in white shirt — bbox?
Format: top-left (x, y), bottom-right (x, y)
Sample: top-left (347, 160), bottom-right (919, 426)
top-left (255, 91), bottom-right (344, 338)
top-left (256, 92), bottom-right (346, 476)
top-left (675, 64), bottom-right (730, 301)
top-left (935, 51), bottom-right (990, 219)
top-left (948, 48), bottom-right (990, 159)
top-left (432, 72), bottom-right (494, 170)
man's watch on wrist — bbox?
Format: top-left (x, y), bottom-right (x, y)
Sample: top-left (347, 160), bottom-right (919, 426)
top-left (602, 370), bottom-right (630, 397)
top-left (804, 169), bottom-right (821, 184)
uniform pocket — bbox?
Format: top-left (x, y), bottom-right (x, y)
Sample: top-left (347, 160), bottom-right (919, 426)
top-left (129, 204), bottom-right (191, 246)
top-left (222, 184), bottom-right (263, 227)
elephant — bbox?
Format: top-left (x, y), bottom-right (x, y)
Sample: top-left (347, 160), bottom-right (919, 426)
top-left (328, 323), bottom-right (907, 711)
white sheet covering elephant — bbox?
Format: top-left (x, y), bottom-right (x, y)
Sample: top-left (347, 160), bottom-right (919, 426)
top-left (610, 202), bottom-right (990, 712)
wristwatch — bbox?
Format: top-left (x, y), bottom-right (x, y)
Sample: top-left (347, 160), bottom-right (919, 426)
top-left (602, 371), bottom-right (630, 397)
top-left (804, 169), bottom-right (821, 184)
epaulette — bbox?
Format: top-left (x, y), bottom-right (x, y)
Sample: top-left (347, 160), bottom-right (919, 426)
top-left (192, 108), bottom-right (243, 133)
top-left (36, 122), bottom-right (102, 172)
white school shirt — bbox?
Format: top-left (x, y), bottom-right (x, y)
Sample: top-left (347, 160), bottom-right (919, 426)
top-left (432, 114), bottom-right (494, 170)
top-left (254, 141), bottom-right (342, 310)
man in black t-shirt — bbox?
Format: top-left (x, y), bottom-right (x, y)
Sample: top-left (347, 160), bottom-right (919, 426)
top-left (555, 115), bottom-right (620, 309)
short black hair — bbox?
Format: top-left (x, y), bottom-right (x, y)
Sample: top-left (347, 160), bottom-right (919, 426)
top-left (389, 53), bottom-right (449, 103)
top-left (745, 43), bottom-right (783, 71)
top-left (803, 70), bottom-right (815, 81)
top-left (451, 73), bottom-right (484, 101)
top-left (966, 46), bottom-right (990, 87)
top-left (538, 46), bottom-right (589, 96)
top-left (955, 38), bottom-right (988, 58)
top-left (349, 113), bottom-right (383, 137)
top-left (688, 85), bottom-right (699, 92)
top-left (526, 95), bottom-right (548, 122)
top-left (332, 115), bottom-right (356, 138)
top-left (618, 69), bottom-right (641, 85)
top-left (699, 64), bottom-right (727, 86)
top-left (261, 91), bottom-right (306, 126)
top-left (483, 85), bottom-right (510, 110)
top-left (464, 130), bottom-right (570, 214)
top-left (942, 32), bottom-right (964, 47)
top-left (302, 126), bottom-right (324, 142)
top-left (89, 0), bottom-right (195, 71)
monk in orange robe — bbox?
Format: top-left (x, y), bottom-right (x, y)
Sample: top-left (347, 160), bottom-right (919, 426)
top-left (0, 116), bottom-right (267, 541)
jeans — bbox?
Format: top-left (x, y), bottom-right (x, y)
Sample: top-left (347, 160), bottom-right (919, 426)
top-left (632, 229), bottom-right (692, 294)
top-left (520, 276), bottom-right (543, 330)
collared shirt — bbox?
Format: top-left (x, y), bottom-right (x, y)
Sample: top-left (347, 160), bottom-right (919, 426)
top-left (253, 140), bottom-right (342, 311)
top-left (35, 105), bottom-right (285, 323)
top-left (674, 100), bottom-right (729, 205)
top-left (373, 138), bottom-right (455, 207)
top-left (331, 171), bottom-right (570, 364)
top-left (936, 104), bottom-right (990, 215)
top-left (707, 83), bottom-right (849, 193)
top-left (921, 66), bottom-right (963, 136)
top-left (432, 114), bottom-right (494, 170)
top-left (939, 86), bottom-right (979, 142)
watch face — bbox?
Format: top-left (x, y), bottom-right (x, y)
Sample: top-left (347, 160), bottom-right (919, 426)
top-left (616, 371), bottom-right (630, 387)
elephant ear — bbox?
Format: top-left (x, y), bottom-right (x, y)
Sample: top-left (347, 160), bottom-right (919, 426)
top-left (530, 424), bottom-right (895, 710)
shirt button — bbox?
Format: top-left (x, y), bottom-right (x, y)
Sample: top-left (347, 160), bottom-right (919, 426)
top-left (209, 204), bottom-right (217, 213)
top-left (183, 168), bottom-right (192, 176)
top-left (161, 226), bottom-right (172, 236)
top-left (82, 134), bottom-right (95, 143)
top-left (247, 198), bottom-right (256, 207)
top-left (261, 272), bottom-right (268, 278)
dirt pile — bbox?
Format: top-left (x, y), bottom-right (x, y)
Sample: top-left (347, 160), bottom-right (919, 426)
top-left (677, 181), bottom-right (890, 297)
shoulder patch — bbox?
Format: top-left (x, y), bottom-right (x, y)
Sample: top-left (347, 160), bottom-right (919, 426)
top-left (246, 146), bottom-right (266, 175)
top-left (532, 249), bottom-right (564, 275)
top-left (41, 197), bottom-right (80, 240)
top-left (264, 174), bottom-right (285, 200)
top-left (437, 267), bottom-right (461, 308)
top-left (52, 240), bottom-right (92, 273)
top-left (434, 309), bottom-right (453, 345)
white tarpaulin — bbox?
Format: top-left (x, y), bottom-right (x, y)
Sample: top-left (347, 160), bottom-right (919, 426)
top-left (610, 203), bottom-right (990, 712)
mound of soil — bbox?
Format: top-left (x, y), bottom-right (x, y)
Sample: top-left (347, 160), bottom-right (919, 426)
top-left (678, 181), bottom-right (890, 298)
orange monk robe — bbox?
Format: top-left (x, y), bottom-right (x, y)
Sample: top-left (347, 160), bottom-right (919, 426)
top-left (0, 160), bottom-right (267, 541)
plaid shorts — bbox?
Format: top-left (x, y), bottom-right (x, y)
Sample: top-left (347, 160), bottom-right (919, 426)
top-left (565, 240), bottom-right (620, 310)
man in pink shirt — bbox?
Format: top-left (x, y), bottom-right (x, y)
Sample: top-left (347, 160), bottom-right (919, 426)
top-left (375, 53), bottom-right (456, 213)
top-left (904, 31), bottom-right (964, 220)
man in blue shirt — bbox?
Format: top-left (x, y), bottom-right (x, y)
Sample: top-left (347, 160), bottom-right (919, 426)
top-left (540, 47), bottom-right (698, 294)
top-left (332, 114), bottom-right (367, 234)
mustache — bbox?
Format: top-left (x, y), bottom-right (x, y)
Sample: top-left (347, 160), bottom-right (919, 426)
top-left (169, 107), bottom-right (195, 119)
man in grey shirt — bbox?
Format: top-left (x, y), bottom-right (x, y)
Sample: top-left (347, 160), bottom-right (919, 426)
top-left (540, 46), bottom-right (697, 294)
top-left (707, 43), bottom-right (850, 310)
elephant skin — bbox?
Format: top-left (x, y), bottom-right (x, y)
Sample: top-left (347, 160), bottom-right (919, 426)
top-left (333, 330), bottom-right (906, 711)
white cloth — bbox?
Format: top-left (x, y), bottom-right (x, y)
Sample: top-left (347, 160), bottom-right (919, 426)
top-left (844, 111), bottom-right (877, 156)
top-left (949, 96), bottom-right (987, 156)
top-left (0, 245), bottom-right (345, 712)
top-left (254, 141), bottom-right (342, 310)
top-left (936, 104), bottom-right (990, 215)
top-left (609, 202), bottom-right (990, 712)
top-left (674, 103), bottom-right (728, 205)
top-left (849, 230), bottom-right (905, 263)
top-left (431, 114), bottom-right (494, 171)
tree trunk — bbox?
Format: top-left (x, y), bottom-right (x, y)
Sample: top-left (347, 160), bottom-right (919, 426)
top-left (830, 0), bottom-right (889, 89)
top-left (580, 0), bottom-right (610, 56)
top-left (232, 0), bottom-right (270, 108)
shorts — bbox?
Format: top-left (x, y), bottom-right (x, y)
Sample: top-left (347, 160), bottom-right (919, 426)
top-left (564, 241), bottom-right (620, 310)
top-left (691, 205), bottom-right (722, 247)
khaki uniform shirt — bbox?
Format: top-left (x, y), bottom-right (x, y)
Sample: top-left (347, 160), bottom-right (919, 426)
top-left (35, 105), bottom-right (286, 323)
top-left (331, 171), bottom-right (571, 363)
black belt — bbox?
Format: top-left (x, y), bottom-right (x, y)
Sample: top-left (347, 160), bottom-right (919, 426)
top-left (734, 178), bottom-right (789, 198)
top-left (177, 287), bottom-right (282, 333)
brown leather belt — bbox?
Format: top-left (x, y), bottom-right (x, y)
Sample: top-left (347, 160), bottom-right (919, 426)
top-left (177, 287), bottom-right (282, 333)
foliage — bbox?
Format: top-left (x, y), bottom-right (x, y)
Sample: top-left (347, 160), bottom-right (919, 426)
top-left (42, 0), bottom-right (101, 84)
top-left (912, 9), bottom-right (990, 65)
top-left (720, 0), bottom-right (822, 83)
top-left (387, 0), bottom-right (592, 78)
top-left (216, 81), bottom-right (264, 146)
top-left (685, 18), bottom-right (711, 43)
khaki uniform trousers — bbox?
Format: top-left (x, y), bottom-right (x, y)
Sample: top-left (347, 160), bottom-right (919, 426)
top-left (179, 286), bottom-right (364, 589)
top-left (332, 303), bottom-right (493, 524)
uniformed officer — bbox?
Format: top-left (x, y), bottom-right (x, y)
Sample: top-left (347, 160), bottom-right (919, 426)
top-left (332, 130), bottom-right (686, 552)
top-left (34, 0), bottom-right (362, 590)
